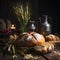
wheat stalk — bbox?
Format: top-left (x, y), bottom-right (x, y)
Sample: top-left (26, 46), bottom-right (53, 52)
top-left (13, 3), bottom-right (31, 32)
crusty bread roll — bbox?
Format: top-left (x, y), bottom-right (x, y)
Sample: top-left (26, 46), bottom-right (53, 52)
top-left (45, 34), bottom-right (60, 41)
top-left (16, 32), bottom-right (45, 47)
top-left (34, 42), bottom-right (54, 53)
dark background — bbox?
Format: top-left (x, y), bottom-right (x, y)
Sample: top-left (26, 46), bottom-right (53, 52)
top-left (0, 0), bottom-right (60, 34)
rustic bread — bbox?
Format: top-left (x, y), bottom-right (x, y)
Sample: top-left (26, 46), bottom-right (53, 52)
top-left (16, 32), bottom-right (45, 47)
top-left (45, 34), bottom-right (60, 41)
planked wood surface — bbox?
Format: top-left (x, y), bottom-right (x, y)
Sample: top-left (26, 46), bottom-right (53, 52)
top-left (0, 46), bottom-right (60, 60)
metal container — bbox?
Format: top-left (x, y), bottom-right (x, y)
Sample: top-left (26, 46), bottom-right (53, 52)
top-left (40, 15), bottom-right (51, 36)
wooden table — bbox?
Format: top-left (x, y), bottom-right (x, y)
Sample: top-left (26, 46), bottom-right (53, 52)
top-left (0, 46), bottom-right (60, 60)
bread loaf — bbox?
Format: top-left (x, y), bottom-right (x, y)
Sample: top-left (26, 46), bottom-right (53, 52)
top-left (45, 34), bottom-right (60, 41)
top-left (16, 32), bottom-right (45, 47)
